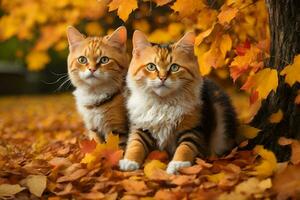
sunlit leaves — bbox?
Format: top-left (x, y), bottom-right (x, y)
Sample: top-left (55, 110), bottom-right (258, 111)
top-left (26, 51), bottom-right (50, 71)
top-left (0, 0), bottom-right (106, 70)
top-left (108, 0), bottom-right (138, 21)
top-left (242, 68), bottom-right (278, 101)
top-left (280, 55), bottom-right (300, 87)
top-left (171, 0), bottom-right (206, 18)
top-left (220, 34), bottom-right (232, 58)
top-left (217, 5), bottom-right (239, 25)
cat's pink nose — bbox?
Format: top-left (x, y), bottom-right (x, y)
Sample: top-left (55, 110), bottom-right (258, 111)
top-left (159, 76), bottom-right (167, 82)
top-left (88, 68), bottom-right (97, 73)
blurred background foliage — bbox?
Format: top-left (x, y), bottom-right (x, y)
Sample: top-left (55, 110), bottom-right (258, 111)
top-left (0, 0), bottom-right (269, 119)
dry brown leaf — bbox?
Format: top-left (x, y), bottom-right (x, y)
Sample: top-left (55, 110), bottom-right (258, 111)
top-left (179, 164), bottom-right (203, 175)
top-left (57, 168), bottom-right (88, 182)
top-left (25, 174), bottom-right (47, 197)
top-left (170, 175), bottom-right (196, 186)
top-left (273, 165), bottom-right (300, 200)
top-left (122, 179), bottom-right (151, 195)
top-left (0, 184), bottom-right (25, 198)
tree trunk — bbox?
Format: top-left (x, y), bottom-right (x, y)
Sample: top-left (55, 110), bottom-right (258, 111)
top-left (248, 0), bottom-right (300, 161)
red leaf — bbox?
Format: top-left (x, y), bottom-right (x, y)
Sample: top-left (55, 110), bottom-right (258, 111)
top-left (80, 139), bottom-right (97, 154)
top-left (146, 150), bottom-right (169, 163)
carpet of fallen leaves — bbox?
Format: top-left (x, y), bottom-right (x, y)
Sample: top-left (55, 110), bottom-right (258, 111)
top-left (1, 94), bottom-right (300, 200)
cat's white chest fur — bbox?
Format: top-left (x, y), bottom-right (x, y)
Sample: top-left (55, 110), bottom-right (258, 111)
top-left (73, 88), bottom-right (109, 135)
top-left (127, 90), bottom-right (197, 151)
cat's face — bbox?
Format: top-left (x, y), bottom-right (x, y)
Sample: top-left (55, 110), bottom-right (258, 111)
top-left (128, 31), bottom-right (200, 97)
top-left (67, 26), bottom-right (128, 89)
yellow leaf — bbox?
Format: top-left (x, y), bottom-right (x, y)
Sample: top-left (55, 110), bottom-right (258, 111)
top-left (194, 44), bottom-right (211, 75)
top-left (81, 133), bottom-right (121, 168)
top-left (280, 55), bottom-right (300, 86)
top-left (153, 0), bottom-right (172, 6)
top-left (218, 5), bottom-right (238, 25)
top-left (0, 184), bottom-right (25, 198)
top-left (144, 160), bottom-right (166, 179)
top-left (85, 22), bottom-right (103, 36)
top-left (220, 34), bottom-right (232, 58)
top-left (269, 109), bottom-right (283, 123)
top-left (219, 177), bottom-right (272, 200)
top-left (206, 172), bottom-right (225, 183)
top-left (195, 23), bottom-right (215, 46)
top-left (171, 0), bottom-right (206, 18)
top-left (238, 125), bottom-right (261, 139)
top-left (26, 51), bottom-right (50, 71)
top-left (25, 175), bottom-right (47, 197)
top-left (108, 0), bottom-right (138, 21)
top-left (242, 68), bottom-right (278, 100)
top-left (133, 19), bottom-right (150, 33)
top-left (250, 145), bottom-right (277, 178)
top-left (81, 153), bottom-right (96, 164)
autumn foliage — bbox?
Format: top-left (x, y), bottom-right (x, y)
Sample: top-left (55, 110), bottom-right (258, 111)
top-left (0, 95), bottom-right (300, 199)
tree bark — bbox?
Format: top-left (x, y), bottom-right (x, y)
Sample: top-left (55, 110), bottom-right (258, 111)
top-left (248, 0), bottom-right (300, 161)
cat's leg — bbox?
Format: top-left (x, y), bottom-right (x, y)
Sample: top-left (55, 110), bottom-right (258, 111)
top-left (119, 129), bottom-right (155, 171)
top-left (167, 130), bottom-right (206, 174)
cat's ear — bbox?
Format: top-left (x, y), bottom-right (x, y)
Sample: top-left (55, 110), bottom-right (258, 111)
top-left (66, 26), bottom-right (85, 48)
top-left (106, 26), bottom-right (127, 48)
top-left (174, 31), bottom-right (195, 52)
top-left (132, 30), bottom-right (151, 52)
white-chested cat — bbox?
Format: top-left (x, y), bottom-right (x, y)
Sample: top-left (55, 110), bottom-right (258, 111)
top-left (119, 30), bottom-right (237, 174)
top-left (66, 26), bottom-right (129, 148)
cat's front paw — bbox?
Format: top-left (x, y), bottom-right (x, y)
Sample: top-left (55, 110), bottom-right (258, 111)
top-left (166, 161), bottom-right (191, 174)
top-left (119, 159), bottom-right (140, 171)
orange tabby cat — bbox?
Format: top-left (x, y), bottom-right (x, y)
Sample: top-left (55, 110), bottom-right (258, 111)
top-left (66, 26), bottom-right (129, 147)
top-left (119, 30), bottom-right (237, 173)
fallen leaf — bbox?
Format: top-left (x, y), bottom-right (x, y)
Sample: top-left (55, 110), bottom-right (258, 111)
top-left (25, 175), bottom-right (47, 197)
top-left (179, 164), bottom-right (203, 175)
top-left (273, 165), bottom-right (300, 200)
top-left (206, 172), bottom-right (225, 183)
top-left (171, 175), bottom-right (196, 186)
top-left (122, 179), bottom-right (151, 195)
top-left (80, 139), bottom-right (97, 154)
top-left (144, 160), bottom-right (167, 179)
top-left (219, 177), bottom-right (271, 200)
top-left (146, 151), bottom-right (169, 163)
top-left (249, 145), bottom-right (277, 178)
top-left (0, 184), bottom-right (25, 198)
top-left (57, 168), bottom-right (88, 182)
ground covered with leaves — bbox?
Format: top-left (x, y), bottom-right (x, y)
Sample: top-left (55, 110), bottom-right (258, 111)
top-left (0, 94), bottom-right (300, 200)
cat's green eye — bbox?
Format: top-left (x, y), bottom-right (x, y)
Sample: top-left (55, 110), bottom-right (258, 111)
top-left (170, 63), bottom-right (180, 72)
top-left (146, 63), bottom-right (157, 71)
top-left (77, 56), bottom-right (88, 64)
top-left (99, 56), bottom-right (109, 64)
